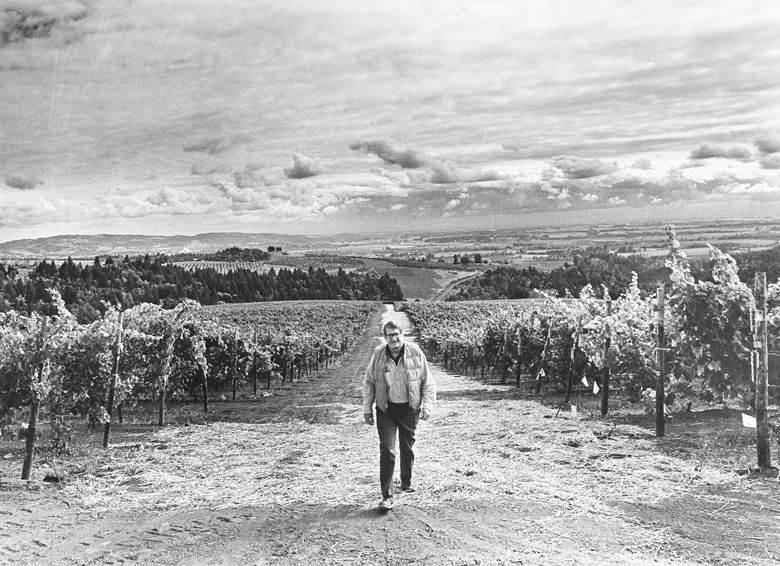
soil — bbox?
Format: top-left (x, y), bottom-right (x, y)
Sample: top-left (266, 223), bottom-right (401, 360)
top-left (1, 305), bottom-right (779, 566)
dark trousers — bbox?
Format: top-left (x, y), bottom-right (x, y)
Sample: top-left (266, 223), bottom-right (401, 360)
top-left (376, 402), bottom-right (420, 499)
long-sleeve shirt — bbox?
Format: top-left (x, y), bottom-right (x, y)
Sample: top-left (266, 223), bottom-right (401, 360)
top-left (362, 341), bottom-right (436, 414)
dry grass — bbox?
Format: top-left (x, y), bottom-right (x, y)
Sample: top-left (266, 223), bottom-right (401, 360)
top-left (41, 362), bottom-right (745, 524)
top-left (3, 307), bottom-right (779, 565)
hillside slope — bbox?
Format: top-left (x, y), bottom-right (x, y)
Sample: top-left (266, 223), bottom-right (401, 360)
top-left (1, 306), bottom-right (778, 565)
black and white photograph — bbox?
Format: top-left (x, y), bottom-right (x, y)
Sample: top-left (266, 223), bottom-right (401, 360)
top-left (1, 1), bottom-right (779, 564)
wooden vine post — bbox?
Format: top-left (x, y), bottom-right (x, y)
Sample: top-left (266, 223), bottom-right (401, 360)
top-left (189, 334), bottom-right (209, 413)
top-left (489, 329), bottom-right (506, 382)
top-left (22, 316), bottom-right (48, 480)
top-left (754, 272), bottom-right (770, 468)
top-left (103, 311), bottom-right (124, 447)
top-left (600, 299), bottom-right (612, 417)
top-left (157, 326), bottom-right (177, 427)
top-left (252, 329), bottom-right (258, 396)
top-left (655, 284), bottom-right (666, 437)
top-left (201, 364), bottom-right (209, 413)
top-left (231, 328), bottom-right (239, 401)
top-left (535, 323), bottom-right (552, 394)
top-left (564, 316), bottom-right (583, 404)
top-left (514, 334), bottom-right (523, 388)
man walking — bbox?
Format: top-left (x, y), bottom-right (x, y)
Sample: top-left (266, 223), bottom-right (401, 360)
top-left (363, 320), bottom-right (436, 511)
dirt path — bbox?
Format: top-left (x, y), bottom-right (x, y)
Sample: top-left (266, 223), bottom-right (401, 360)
top-left (2, 305), bottom-right (779, 565)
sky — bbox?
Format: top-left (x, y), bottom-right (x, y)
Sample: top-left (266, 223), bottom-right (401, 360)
top-left (1, 0), bottom-right (780, 242)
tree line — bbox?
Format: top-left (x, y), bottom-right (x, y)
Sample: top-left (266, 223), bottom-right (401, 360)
top-left (450, 245), bottom-right (780, 301)
top-left (0, 253), bottom-right (403, 322)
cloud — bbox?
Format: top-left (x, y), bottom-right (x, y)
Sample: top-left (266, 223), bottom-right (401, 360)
top-left (390, 203), bottom-right (405, 211)
top-left (5, 174), bottom-right (43, 190)
top-left (744, 182), bottom-right (780, 195)
top-left (191, 161), bottom-right (270, 188)
top-left (284, 153), bottom-right (323, 179)
top-left (232, 164), bottom-right (270, 188)
top-left (542, 185), bottom-right (571, 200)
top-left (429, 161), bottom-right (504, 184)
top-left (350, 140), bottom-right (427, 168)
top-left (183, 134), bottom-right (253, 155)
top-left (201, 176), bottom-right (386, 221)
top-left (759, 154), bottom-right (780, 169)
top-left (551, 156), bottom-right (619, 179)
top-left (689, 143), bottom-right (752, 160)
top-left (443, 199), bottom-right (460, 210)
top-left (0, 1), bottom-right (92, 46)
top-left (0, 191), bottom-right (53, 226)
top-left (212, 180), bottom-right (263, 208)
top-left (191, 163), bottom-right (230, 176)
top-left (429, 162), bottom-right (461, 184)
top-left (755, 135), bottom-right (780, 154)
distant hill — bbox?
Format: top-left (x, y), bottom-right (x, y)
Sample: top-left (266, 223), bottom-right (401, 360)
top-left (0, 233), bottom-right (329, 260)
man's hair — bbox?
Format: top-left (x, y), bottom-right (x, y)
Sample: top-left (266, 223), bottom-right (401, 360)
top-left (382, 321), bottom-right (403, 335)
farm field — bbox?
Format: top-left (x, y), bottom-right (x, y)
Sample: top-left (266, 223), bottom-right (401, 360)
top-left (1, 305), bottom-right (778, 565)
top-left (174, 259), bottom-right (480, 301)
top-left (198, 300), bottom-right (378, 333)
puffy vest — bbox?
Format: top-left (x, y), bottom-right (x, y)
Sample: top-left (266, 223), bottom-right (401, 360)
top-left (364, 341), bottom-right (430, 412)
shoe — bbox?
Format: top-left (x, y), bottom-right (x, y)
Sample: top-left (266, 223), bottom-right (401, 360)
top-left (398, 484), bottom-right (416, 493)
top-left (378, 497), bottom-right (394, 511)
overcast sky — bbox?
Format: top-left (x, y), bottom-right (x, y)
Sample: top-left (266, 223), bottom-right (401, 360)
top-left (2, 0), bottom-right (780, 241)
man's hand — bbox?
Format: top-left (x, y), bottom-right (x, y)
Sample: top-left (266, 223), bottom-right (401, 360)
top-left (420, 408), bottom-right (431, 421)
top-left (364, 412), bottom-right (374, 425)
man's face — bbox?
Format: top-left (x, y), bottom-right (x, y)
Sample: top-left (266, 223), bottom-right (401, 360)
top-left (384, 328), bottom-right (404, 354)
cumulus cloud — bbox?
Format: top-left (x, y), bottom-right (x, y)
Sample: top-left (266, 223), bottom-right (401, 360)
top-left (5, 174), bottom-right (43, 190)
top-left (374, 168), bottom-right (412, 186)
top-left (543, 185), bottom-right (571, 200)
top-left (429, 161), bottom-right (504, 184)
top-left (119, 187), bottom-right (217, 218)
top-left (689, 143), bottom-right (752, 160)
top-left (390, 203), bottom-right (405, 211)
top-left (429, 162), bottom-right (462, 184)
top-left (232, 164), bottom-right (270, 188)
top-left (350, 140), bottom-right (427, 168)
top-left (551, 155), bottom-right (619, 179)
top-left (0, 191), bottom-right (53, 226)
top-left (202, 176), bottom-right (392, 221)
top-left (759, 154), bottom-right (780, 169)
top-left (183, 134), bottom-right (253, 155)
top-left (755, 135), bottom-right (780, 154)
top-left (0, 1), bottom-right (92, 46)
top-left (284, 153), bottom-right (323, 179)
top-left (443, 199), bottom-right (460, 210)
top-left (212, 180), bottom-right (263, 208)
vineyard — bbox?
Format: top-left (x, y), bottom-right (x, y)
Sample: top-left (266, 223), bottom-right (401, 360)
top-left (3, 230), bottom-right (780, 564)
top-left (0, 296), bottom-right (377, 479)
top-left (404, 229), bottom-right (780, 422)
top-left (173, 261), bottom-right (277, 274)
top-left (173, 255), bottom-right (396, 275)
